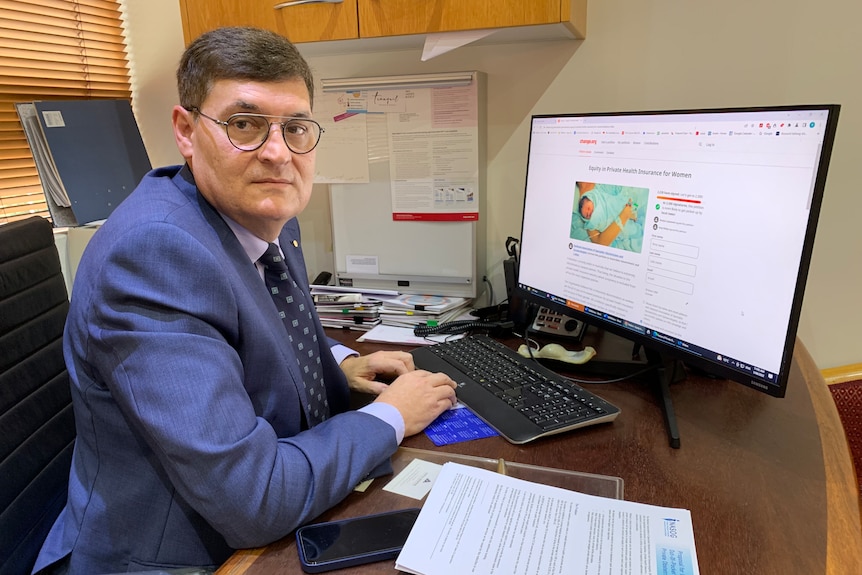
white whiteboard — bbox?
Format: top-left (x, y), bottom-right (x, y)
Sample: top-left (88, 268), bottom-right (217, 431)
top-left (331, 161), bottom-right (477, 297)
top-left (327, 73), bottom-right (485, 298)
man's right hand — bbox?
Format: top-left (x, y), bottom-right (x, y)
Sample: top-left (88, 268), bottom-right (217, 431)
top-left (374, 370), bottom-right (457, 437)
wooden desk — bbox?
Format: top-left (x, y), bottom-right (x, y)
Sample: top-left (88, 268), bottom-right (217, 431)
top-left (217, 333), bottom-right (862, 575)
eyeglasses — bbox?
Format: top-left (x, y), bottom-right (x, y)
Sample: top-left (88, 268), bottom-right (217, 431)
top-left (186, 107), bottom-right (324, 154)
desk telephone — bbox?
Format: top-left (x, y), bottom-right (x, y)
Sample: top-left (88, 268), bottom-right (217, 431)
top-left (504, 237), bottom-right (584, 340)
top-left (530, 306), bottom-right (586, 339)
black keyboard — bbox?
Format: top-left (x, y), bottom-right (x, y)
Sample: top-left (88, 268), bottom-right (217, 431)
top-left (411, 334), bottom-right (621, 444)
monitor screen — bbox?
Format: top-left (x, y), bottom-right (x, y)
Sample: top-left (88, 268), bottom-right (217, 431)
top-left (516, 105), bottom-right (839, 397)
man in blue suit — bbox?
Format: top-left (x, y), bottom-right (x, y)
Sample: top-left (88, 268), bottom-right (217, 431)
top-left (33, 27), bottom-right (457, 574)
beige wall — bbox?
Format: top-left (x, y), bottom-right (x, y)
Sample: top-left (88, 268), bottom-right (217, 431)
top-left (120, 0), bottom-right (185, 168)
top-left (125, 0), bottom-right (862, 370)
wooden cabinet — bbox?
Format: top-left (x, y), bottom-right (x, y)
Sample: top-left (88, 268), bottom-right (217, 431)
top-left (178, 0), bottom-right (586, 46)
top-left (178, 0), bottom-right (360, 44)
top-left (358, 0), bottom-right (585, 40)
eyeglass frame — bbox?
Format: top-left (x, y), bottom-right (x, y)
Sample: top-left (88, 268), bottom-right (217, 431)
top-left (185, 106), bottom-right (324, 154)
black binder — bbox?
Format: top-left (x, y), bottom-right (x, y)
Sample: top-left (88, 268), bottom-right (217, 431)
top-left (32, 99), bottom-right (151, 225)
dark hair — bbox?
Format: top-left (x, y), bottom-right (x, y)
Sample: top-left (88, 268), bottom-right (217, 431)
top-left (177, 27), bottom-right (314, 110)
top-left (578, 194), bottom-right (592, 215)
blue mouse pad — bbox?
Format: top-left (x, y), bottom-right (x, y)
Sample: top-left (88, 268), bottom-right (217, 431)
top-left (424, 406), bottom-right (498, 446)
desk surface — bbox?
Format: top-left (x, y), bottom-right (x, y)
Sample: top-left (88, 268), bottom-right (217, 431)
top-left (217, 332), bottom-right (862, 575)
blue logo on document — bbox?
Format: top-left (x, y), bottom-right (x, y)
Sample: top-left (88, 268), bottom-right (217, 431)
top-left (663, 518), bottom-right (679, 538)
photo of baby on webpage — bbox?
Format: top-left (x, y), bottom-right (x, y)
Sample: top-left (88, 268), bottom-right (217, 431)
top-left (571, 181), bottom-right (650, 253)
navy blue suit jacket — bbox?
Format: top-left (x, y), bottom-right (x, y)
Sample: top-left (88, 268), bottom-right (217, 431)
top-left (34, 165), bottom-right (398, 574)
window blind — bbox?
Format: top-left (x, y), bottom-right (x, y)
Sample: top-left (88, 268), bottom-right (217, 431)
top-left (0, 0), bottom-right (131, 225)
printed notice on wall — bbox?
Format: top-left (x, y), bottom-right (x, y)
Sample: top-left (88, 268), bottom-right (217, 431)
top-left (386, 83), bottom-right (479, 221)
top-left (317, 75), bottom-right (480, 221)
top-left (313, 90), bottom-right (370, 184)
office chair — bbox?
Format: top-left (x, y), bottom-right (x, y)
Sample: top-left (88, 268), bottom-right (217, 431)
top-left (0, 217), bottom-right (75, 575)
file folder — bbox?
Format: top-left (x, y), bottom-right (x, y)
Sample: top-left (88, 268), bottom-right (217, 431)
top-left (30, 99), bottom-right (151, 225)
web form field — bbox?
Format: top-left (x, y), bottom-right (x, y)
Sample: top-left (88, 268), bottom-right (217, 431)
top-left (647, 239), bottom-right (699, 295)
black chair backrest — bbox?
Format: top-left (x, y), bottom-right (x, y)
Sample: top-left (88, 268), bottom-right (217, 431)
top-left (0, 217), bottom-right (75, 575)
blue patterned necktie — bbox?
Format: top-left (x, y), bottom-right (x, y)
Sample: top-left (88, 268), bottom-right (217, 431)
top-left (259, 242), bottom-right (329, 426)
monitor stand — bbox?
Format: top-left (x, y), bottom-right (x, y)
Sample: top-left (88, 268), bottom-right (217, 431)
top-left (644, 347), bottom-right (683, 449)
top-left (522, 304), bottom-right (684, 449)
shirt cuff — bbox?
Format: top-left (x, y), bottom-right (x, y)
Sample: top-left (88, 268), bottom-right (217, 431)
top-left (359, 402), bottom-right (405, 445)
top-left (330, 343), bottom-right (357, 365)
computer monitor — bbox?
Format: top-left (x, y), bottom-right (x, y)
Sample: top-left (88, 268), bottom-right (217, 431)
top-left (516, 105), bottom-right (839, 408)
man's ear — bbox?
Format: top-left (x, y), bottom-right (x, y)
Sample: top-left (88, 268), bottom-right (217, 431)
top-left (172, 105), bottom-right (194, 159)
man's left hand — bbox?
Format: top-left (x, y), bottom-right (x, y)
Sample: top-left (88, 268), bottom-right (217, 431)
top-left (340, 351), bottom-right (416, 395)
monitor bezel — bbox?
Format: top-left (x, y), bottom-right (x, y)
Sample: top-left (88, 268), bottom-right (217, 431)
top-left (515, 104), bottom-right (841, 398)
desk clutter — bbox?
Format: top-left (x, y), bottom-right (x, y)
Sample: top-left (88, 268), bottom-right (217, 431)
top-left (336, 448), bottom-right (700, 575)
top-left (311, 286), bottom-right (472, 334)
top-left (395, 459), bottom-right (699, 575)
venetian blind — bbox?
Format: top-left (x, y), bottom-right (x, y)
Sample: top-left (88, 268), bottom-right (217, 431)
top-left (0, 0), bottom-right (131, 225)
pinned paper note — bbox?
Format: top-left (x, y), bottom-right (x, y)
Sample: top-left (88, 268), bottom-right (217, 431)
top-left (421, 29), bottom-right (498, 61)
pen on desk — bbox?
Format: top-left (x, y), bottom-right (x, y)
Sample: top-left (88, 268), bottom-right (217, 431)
top-left (496, 458), bottom-right (507, 476)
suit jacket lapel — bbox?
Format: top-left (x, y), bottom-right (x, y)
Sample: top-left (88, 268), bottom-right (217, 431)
top-left (172, 166), bottom-right (311, 404)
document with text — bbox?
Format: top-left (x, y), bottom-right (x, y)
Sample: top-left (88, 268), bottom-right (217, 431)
top-left (395, 462), bottom-right (699, 575)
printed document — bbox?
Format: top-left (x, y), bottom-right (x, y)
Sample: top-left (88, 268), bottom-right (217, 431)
top-left (396, 462), bottom-right (699, 575)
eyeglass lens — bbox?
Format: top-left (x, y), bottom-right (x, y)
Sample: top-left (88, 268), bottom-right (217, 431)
top-left (226, 114), bottom-right (321, 153)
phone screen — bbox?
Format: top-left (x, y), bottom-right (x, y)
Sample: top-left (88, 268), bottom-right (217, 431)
top-left (297, 508), bottom-right (421, 565)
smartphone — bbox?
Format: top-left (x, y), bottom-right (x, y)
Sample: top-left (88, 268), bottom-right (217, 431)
top-left (295, 508), bottom-right (421, 573)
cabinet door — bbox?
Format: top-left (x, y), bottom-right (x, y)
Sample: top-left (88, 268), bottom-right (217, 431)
top-left (357, 0), bottom-right (570, 38)
top-left (179, 0), bottom-right (359, 45)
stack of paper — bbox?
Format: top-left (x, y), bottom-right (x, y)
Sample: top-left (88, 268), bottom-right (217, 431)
top-left (315, 303), bottom-right (380, 331)
top-left (395, 462), bottom-right (700, 575)
top-left (356, 324), bottom-right (465, 347)
top-left (15, 102), bottom-right (74, 226)
top-left (378, 294), bottom-right (472, 330)
top-left (15, 103), bottom-right (71, 208)
top-left (311, 286), bottom-right (398, 332)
